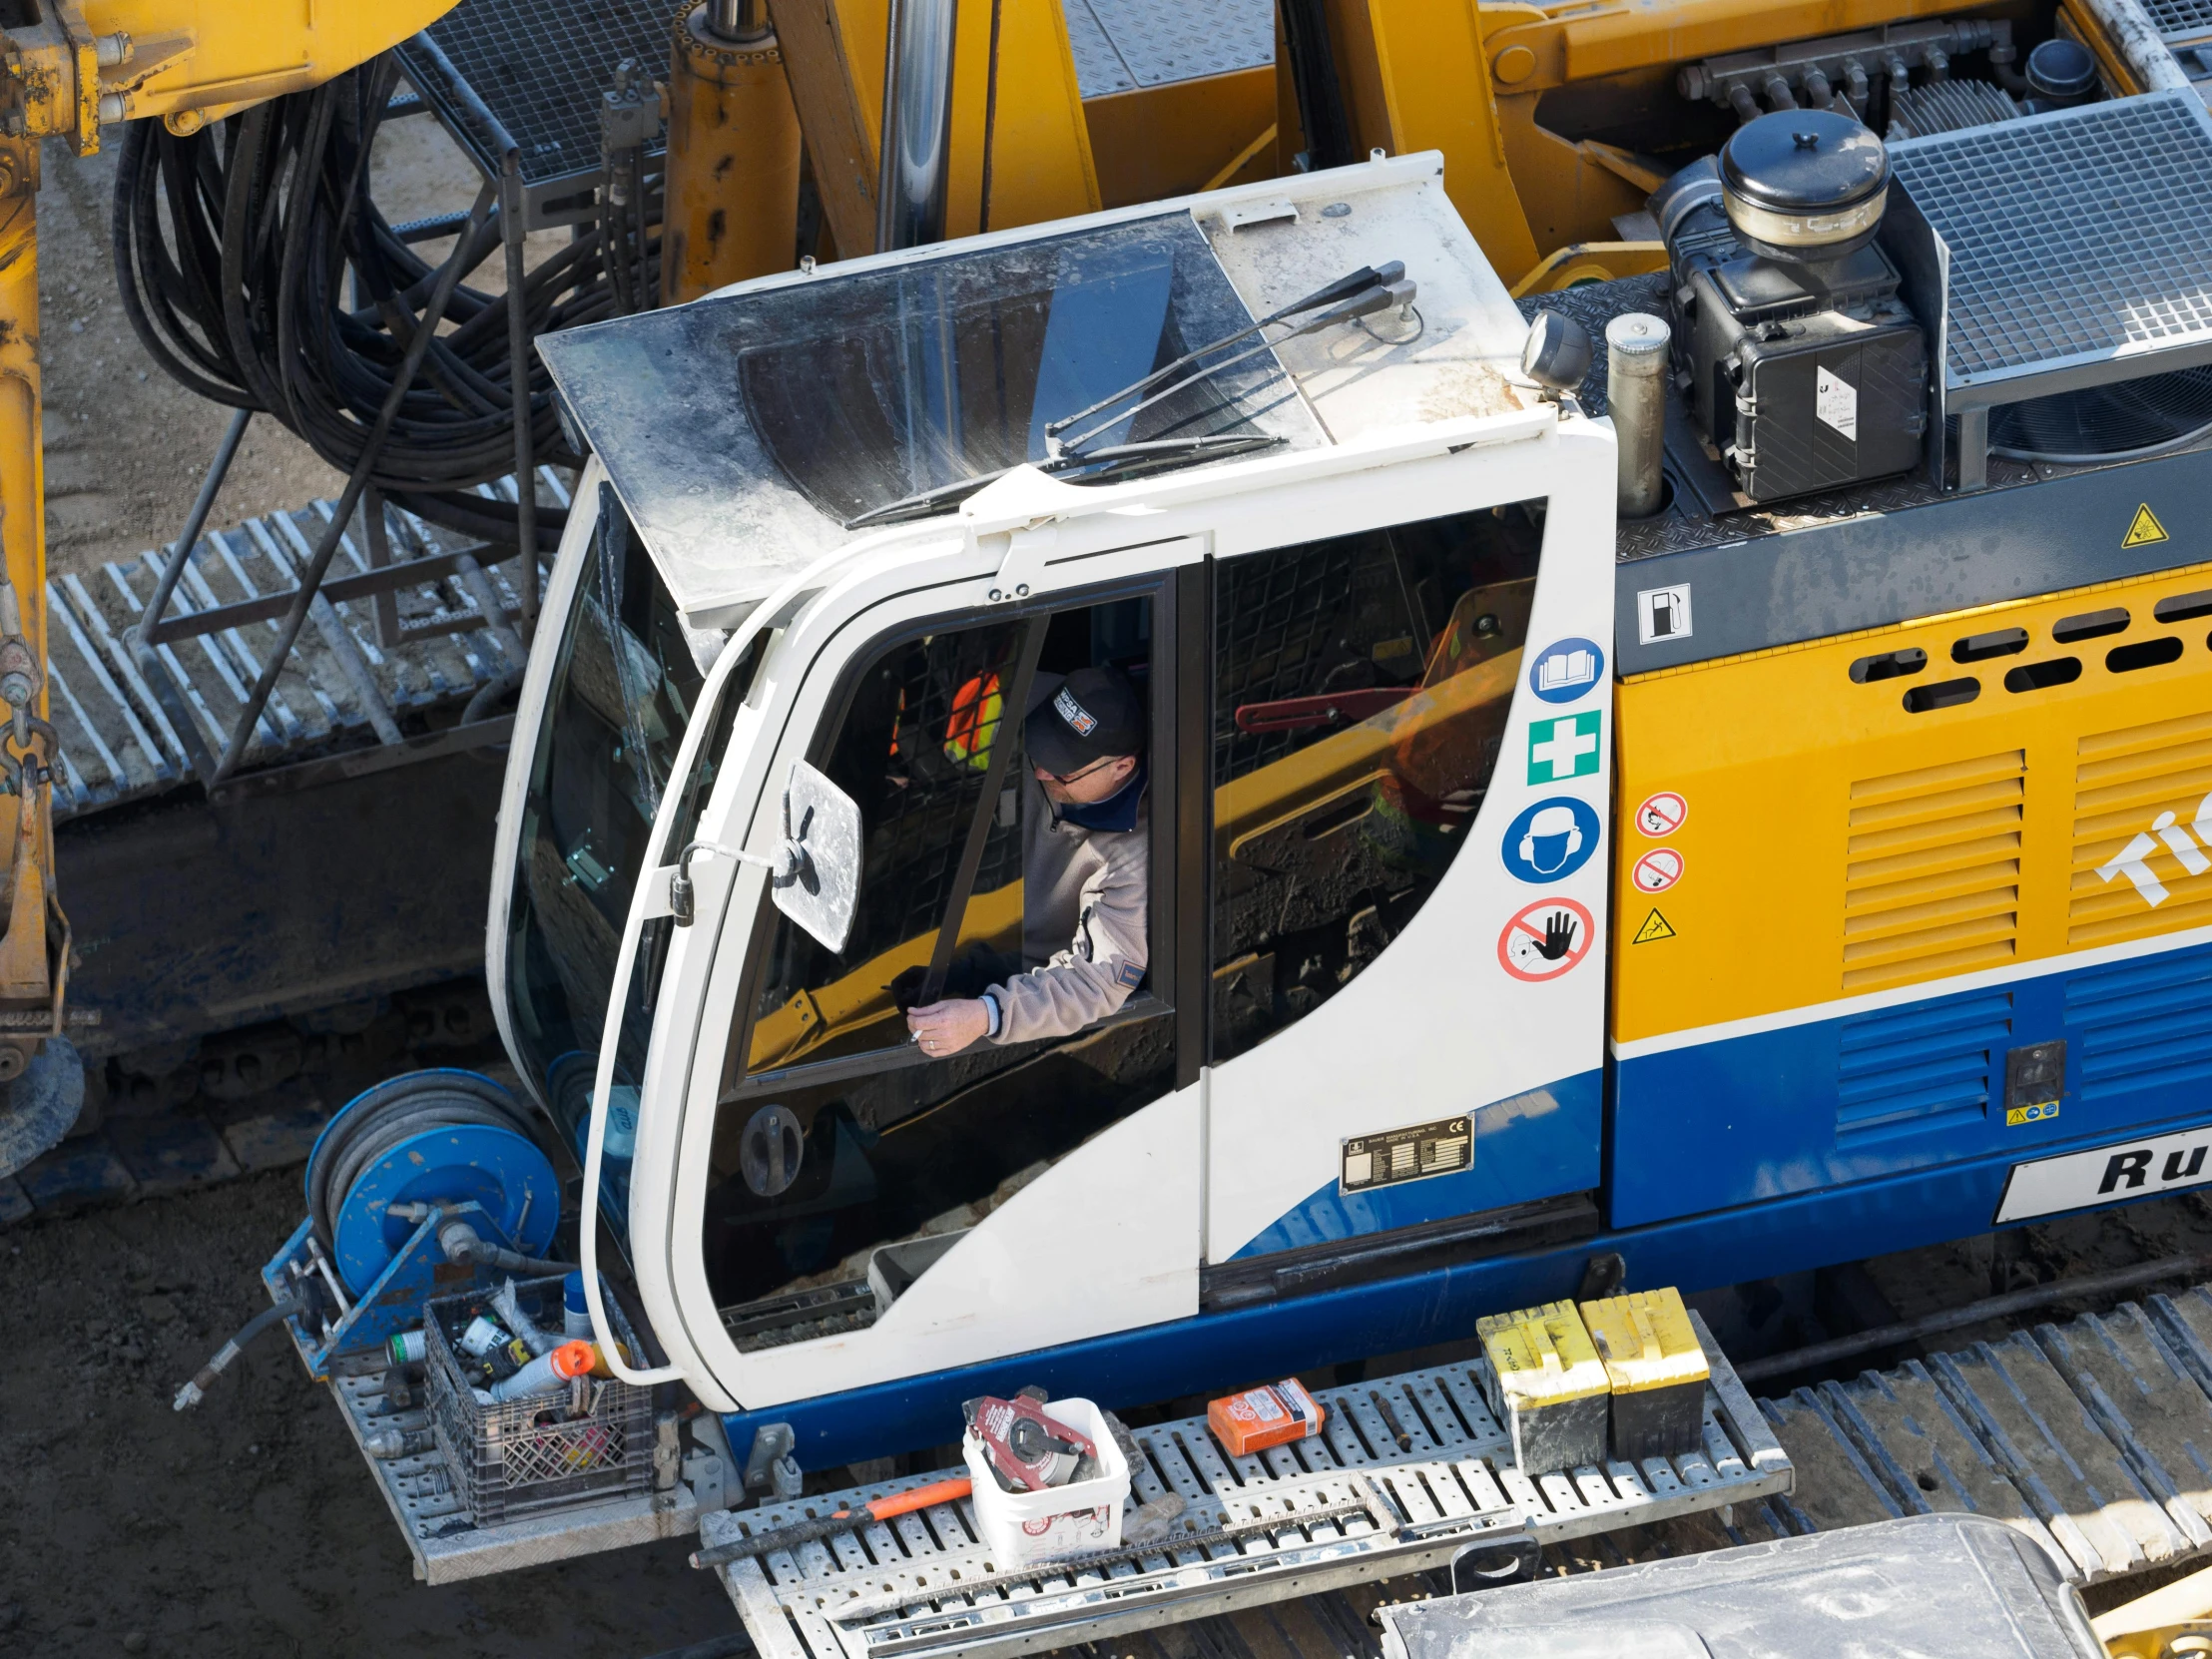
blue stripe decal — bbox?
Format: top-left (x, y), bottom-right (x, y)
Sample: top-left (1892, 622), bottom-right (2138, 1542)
top-left (719, 1109), bottom-right (2212, 1471)
top-left (1229, 1069), bottom-right (1602, 1261)
top-left (1614, 937), bottom-right (2212, 1228)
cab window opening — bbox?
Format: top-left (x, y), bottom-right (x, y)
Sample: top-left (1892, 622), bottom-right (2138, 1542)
top-left (701, 590), bottom-right (1176, 1329)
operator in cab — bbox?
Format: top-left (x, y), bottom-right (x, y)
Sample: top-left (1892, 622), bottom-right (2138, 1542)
top-left (903, 667), bottom-right (1149, 1057)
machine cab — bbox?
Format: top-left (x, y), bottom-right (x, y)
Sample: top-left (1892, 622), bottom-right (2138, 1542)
top-left (501, 157), bottom-right (1620, 1431)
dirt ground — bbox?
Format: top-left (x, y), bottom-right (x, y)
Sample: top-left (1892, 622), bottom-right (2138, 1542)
top-left (0, 1165), bottom-right (740, 1659)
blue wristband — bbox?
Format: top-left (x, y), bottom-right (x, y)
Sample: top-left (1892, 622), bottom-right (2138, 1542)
top-left (981, 992), bottom-right (1001, 1037)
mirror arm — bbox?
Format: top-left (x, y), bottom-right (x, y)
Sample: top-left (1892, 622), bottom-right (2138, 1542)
top-left (671, 837), bottom-right (800, 925)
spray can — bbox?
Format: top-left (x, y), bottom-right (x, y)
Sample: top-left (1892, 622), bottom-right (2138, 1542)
top-left (387, 1330), bottom-right (427, 1366)
top-left (486, 1340), bottom-right (598, 1404)
top-left (457, 1315), bottom-right (512, 1359)
top-left (563, 1272), bottom-right (592, 1339)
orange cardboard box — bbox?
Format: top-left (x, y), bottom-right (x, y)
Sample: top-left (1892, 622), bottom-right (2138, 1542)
top-left (1208, 1379), bottom-right (1326, 1457)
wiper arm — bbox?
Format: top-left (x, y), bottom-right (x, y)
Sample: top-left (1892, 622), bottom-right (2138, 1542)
top-left (841, 434), bottom-right (1285, 530)
top-left (1042, 261), bottom-right (1408, 451)
top-left (1053, 277), bottom-right (1415, 457)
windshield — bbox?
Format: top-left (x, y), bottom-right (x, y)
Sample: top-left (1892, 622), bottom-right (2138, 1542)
top-left (536, 212), bottom-right (1327, 614)
top-left (502, 485), bottom-right (749, 1219)
top-left (740, 219), bottom-right (1293, 523)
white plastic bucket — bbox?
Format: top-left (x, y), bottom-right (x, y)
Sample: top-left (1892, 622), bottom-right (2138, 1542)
top-left (963, 1397), bottom-right (1130, 1568)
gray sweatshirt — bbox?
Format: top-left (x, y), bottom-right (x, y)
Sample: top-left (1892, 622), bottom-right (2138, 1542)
top-left (987, 773), bottom-right (1149, 1045)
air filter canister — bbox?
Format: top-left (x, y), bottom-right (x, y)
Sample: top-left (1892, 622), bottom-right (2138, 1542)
top-left (1720, 110), bottom-right (1890, 263)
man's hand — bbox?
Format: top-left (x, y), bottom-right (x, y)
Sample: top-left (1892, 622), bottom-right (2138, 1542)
top-left (907, 998), bottom-right (990, 1057)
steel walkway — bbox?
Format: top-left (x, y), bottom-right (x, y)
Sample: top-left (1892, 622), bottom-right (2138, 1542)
top-left (45, 474), bottom-right (564, 818)
top-left (704, 1313), bottom-right (1790, 1659)
top-left (689, 1286), bottom-right (2212, 1659)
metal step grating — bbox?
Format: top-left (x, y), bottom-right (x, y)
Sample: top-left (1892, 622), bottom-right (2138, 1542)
top-left (706, 1312), bottom-right (1790, 1659)
top-left (46, 471), bottom-right (566, 820)
top-left (1890, 93), bottom-right (2212, 386)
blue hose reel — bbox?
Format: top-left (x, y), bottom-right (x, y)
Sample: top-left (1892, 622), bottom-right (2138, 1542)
top-left (270, 1069), bottom-right (567, 1373)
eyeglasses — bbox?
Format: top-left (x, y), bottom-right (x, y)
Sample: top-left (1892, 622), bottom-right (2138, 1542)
top-left (1033, 754), bottom-right (1123, 788)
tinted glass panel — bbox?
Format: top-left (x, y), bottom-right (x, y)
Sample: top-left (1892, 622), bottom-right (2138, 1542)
top-left (503, 489), bottom-right (750, 1218)
top-left (738, 216), bottom-right (1301, 523)
top-left (1211, 504), bottom-right (1545, 1062)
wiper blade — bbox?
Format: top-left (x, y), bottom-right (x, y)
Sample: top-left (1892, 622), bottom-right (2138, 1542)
top-left (843, 467), bottom-right (1019, 529)
top-left (1042, 261), bottom-right (1408, 451)
top-left (841, 434), bottom-right (1284, 530)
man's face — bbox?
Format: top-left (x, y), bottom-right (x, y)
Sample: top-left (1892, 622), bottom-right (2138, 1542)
top-left (1035, 752), bottom-right (1138, 806)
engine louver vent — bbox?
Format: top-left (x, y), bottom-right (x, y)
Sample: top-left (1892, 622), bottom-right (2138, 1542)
top-left (1844, 751), bottom-right (2025, 992)
top-left (2141, 0), bottom-right (2212, 41)
top-left (2064, 941), bottom-right (2212, 1103)
top-left (1838, 990), bottom-right (2013, 1141)
top-left (2071, 710), bottom-right (2212, 948)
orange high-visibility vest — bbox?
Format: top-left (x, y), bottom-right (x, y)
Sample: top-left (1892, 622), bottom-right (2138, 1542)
top-left (943, 672), bottom-right (1002, 771)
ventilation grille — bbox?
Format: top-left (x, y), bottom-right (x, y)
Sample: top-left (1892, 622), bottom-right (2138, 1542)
top-left (2065, 943), bottom-right (2212, 1102)
top-left (2071, 710), bottom-right (2212, 948)
top-left (1838, 991), bottom-right (2012, 1142)
top-left (2141, 0), bottom-right (2212, 41)
top-left (1844, 752), bottom-right (2024, 992)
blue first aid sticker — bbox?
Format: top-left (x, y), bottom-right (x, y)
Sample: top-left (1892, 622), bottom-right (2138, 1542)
top-left (1500, 796), bottom-right (1600, 883)
top-left (1528, 637), bottom-right (1604, 704)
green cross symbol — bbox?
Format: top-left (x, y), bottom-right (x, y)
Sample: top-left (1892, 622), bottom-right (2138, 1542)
top-left (1527, 711), bottom-right (1602, 784)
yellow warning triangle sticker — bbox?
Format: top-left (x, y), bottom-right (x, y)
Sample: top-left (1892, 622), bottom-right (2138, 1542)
top-left (2123, 504), bottom-right (2169, 548)
top-left (1632, 908), bottom-right (1676, 944)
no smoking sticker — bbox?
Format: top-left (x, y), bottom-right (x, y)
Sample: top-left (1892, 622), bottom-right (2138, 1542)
top-left (1497, 898), bottom-right (1594, 982)
top-left (1632, 847), bottom-right (1684, 893)
top-left (1635, 791), bottom-right (1686, 837)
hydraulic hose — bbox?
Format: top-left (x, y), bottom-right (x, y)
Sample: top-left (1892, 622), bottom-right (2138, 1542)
top-left (109, 60), bottom-right (657, 548)
top-left (173, 1297), bottom-right (305, 1410)
top-left (436, 1217), bottom-right (576, 1278)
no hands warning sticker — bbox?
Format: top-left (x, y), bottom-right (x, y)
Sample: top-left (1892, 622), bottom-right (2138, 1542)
top-left (1497, 898), bottom-right (1595, 982)
top-left (1635, 791), bottom-right (1686, 837)
top-left (1632, 847), bottom-right (1684, 893)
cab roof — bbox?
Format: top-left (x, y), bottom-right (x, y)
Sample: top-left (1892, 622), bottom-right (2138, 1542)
top-left (539, 153), bottom-right (1534, 630)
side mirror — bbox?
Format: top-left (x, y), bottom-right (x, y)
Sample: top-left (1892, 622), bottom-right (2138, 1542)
top-left (671, 759), bottom-right (861, 951)
top-left (770, 760), bottom-right (860, 952)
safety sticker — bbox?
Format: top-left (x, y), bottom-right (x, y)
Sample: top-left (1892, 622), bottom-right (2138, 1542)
top-left (1501, 797), bottom-right (1600, 883)
top-left (2006, 1102), bottom-right (2059, 1128)
top-left (1631, 847), bottom-right (1684, 894)
top-left (1816, 365), bottom-right (1859, 440)
top-left (2124, 504), bottom-right (2169, 549)
top-left (1995, 1126), bottom-right (2212, 1223)
top-left (1497, 898), bottom-right (1594, 981)
top-left (1637, 584), bottom-right (1692, 645)
top-left (1526, 711), bottom-right (1602, 785)
top-left (1528, 637), bottom-right (1605, 704)
top-left (1634, 791), bottom-right (1687, 837)
top-left (1631, 908), bottom-right (1675, 944)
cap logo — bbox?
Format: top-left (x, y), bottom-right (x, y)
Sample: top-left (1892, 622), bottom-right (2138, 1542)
top-left (1054, 686), bottom-right (1098, 737)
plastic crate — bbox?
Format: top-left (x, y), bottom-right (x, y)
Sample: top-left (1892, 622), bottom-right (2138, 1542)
top-left (422, 1275), bottom-right (654, 1525)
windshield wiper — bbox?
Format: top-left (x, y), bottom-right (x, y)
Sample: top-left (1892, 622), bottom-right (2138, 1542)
top-left (843, 432), bottom-right (1286, 529)
top-left (1044, 262), bottom-right (1413, 455)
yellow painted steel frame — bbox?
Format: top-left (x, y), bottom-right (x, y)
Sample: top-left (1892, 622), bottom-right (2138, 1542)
top-left (2095, 1557), bottom-right (2212, 1656)
top-left (1612, 559), bottom-right (2212, 1049)
top-left (663, 5), bottom-right (806, 303)
top-left (0, 2), bottom-right (457, 1052)
top-left (0, 135), bottom-right (55, 1022)
top-left (767, 0), bottom-right (1099, 259)
top-left (3, 0), bottom-right (456, 152)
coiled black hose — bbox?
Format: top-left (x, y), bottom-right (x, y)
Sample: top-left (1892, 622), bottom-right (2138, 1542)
top-left (109, 59), bottom-right (659, 548)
